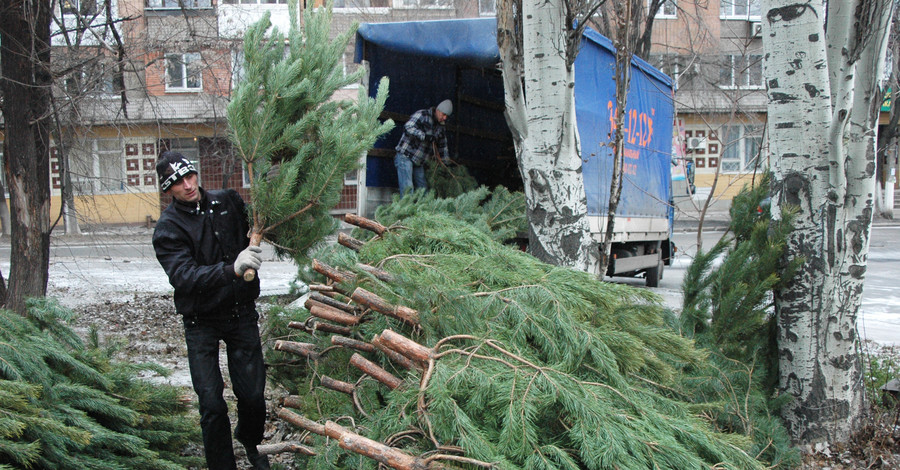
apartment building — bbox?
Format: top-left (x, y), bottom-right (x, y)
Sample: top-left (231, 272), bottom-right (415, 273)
top-left (642, 0), bottom-right (768, 200)
top-left (3, 0), bottom-right (491, 227)
top-left (647, 0), bottom-right (893, 202)
top-left (3, 0), bottom-right (890, 227)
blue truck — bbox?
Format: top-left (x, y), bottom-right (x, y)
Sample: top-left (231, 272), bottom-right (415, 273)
top-left (354, 18), bottom-right (675, 286)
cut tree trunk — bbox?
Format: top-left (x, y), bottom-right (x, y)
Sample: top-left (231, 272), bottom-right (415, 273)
top-left (344, 213), bottom-right (387, 235)
top-left (323, 421), bottom-right (431, 470)
top-left (276, 408), bottom-right (326, 435)
top-left (356, 263), bottom-right (396, 283)
top-left (331, 335), bottom-right (376, 353)
top-left (274, 340), bottom-right (320, 360)
top-left (288, 319), bottom-right (353, 336)
top-left (379, 329), bottom-right (433, 363)
top-left (349, 353), bottom-right (403, 390)
top-left (309, 292), bottom-right (361, 314)
top-left (257, 441), bottom-right (316, 456)
top-left (351, 287), bottom-right (419, 325)
top-left (321, 375), bottom-right (356, 395)
top-left (338, 232), bottom-right (365, 251)
top-left (306, 301), bottom-right (361, 326)
top-left (373, 334), bottom-right (420, 371)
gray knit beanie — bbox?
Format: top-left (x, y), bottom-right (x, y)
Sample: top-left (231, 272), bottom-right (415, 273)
top-left (436, 99), bottom-right (453, 116)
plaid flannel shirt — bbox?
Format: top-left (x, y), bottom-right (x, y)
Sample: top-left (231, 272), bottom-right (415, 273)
top-left (394, 107), bottom-right (449, 165)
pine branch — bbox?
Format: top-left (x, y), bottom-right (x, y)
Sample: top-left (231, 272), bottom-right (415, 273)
top-left (0, 301), bottom-right (199, 469)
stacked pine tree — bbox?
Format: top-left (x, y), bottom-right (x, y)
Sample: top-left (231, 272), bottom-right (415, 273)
top-left (262, 189), bottom-right (782, 469)
top-left (0, 299), bottom-right (200, 469)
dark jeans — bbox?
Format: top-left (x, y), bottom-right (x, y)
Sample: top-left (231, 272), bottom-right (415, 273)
top-left (394, 153), bottom-right (427, 193)
top-left (183, 305), bottom-right (267, 470)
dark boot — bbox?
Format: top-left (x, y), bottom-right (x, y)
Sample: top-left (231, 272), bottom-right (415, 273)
top-left (245, 448), bottom-right (270, 470)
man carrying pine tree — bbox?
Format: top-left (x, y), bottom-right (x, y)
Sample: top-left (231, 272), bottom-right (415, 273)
top-left (152, 151), bottom-right (270, 470)
top-left (394, 99), bottom-right (453, 193)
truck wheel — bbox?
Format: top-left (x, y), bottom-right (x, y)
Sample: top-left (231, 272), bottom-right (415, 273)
top-left (645, 260), bottom-right (663, 287)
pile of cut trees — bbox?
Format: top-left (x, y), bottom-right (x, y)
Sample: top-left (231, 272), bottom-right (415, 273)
top-left (262, 214), bottom-right (495, 469)
top-left (258, 212), bottom-right (765, 470)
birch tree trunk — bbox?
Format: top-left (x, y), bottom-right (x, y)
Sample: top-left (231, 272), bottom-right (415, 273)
top-left (497, 0), bottom-right (599, 274)
top-left (763, 0), bottom-right (892, 444)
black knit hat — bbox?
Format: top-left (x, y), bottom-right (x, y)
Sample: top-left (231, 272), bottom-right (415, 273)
top-left (156, 151), bottom-right (197, 191)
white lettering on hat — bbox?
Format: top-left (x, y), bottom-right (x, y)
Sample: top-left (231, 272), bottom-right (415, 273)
top-left (160, 158), bottom-right (197, 191)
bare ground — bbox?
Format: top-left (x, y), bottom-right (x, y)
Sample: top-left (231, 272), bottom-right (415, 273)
top-left (797, 412), bottom-right (900, 469)
top-left (52, 277), bottom-right (305, 469)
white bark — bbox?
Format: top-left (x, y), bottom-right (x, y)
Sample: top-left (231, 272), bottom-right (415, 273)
top-left (497, 0), bottom-right (599, 273)
top-left (763, 0), bottom-right (892, 444)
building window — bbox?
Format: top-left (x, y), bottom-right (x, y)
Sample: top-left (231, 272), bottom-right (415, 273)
top-left (479, 0), bottom-right (496, 15)
top-left (167, 138), bottom-right (201, 163)
top-left (720, 124), bottom-right (763, 173)
top-left (64, 61), bottom-right (119, 97)
top-left (718, 54), bottom-right (762, 89)
top-left (652, 55), bottom-right (680, 81)
top-left (241, 163), bottom-right (252, 188)
top-left (333, 0), bottom-right (389, 7)
top-left (651, 54), bottom-right (700, 89)
top-left (146, 0), bottom-right (212, 8)
top-left (344, 169), bottom-right (358, 185)
top-left (220, 0), bottom-right (288, 4)
top-left (166, 53), bottom-right (202, 91)
top-left (393, 0), bottom-right (452, 8)
top-left (231, 50), bottom-right (245, 90)
top-left (70, 138), bottom-right (125, 195)
top-left (721, 0), bottom-right (761, 19)
top-left (653, 0), bottom-right (676, 19)
top-left (61, 0), bottom-right (98, 16)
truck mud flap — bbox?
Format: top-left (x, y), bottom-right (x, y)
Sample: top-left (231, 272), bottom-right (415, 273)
top-left (610, 253), bottom-right (661, 275)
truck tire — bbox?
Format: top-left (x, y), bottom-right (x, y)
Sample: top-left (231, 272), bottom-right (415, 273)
top-left (645, 259), bottom-right (663, 287)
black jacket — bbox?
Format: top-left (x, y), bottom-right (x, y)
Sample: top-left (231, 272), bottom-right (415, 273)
top-left (152, 188), bottom-right (260, 318)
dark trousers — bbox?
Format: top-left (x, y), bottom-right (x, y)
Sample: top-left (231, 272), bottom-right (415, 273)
top-left (183, 306), bottom-right (267, 470)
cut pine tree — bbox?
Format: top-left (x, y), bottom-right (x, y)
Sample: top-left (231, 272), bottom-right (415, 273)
top-left (225, 2), bottom-right (392, 280)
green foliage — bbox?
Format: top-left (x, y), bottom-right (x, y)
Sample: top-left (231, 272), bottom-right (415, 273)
top-left (681, 172), bottom-right (800, 385)
top-left (863, 344), bottom-right (900, 408)
top-left (368, 186), bottom-right (527, 243)
top-left (227, 0), bottom-right (393, 261)
top-left (267, 206), bottom-right (771, 469)
top-left (425, 159), bottom-right (479, 197)
top-left (677, 173), bottom-right (801, 469)
top-left (0, 298), bottom-right (201, 469)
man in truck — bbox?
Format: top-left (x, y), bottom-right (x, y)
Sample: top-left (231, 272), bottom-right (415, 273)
top-left (394, 99), bottom-right (453, 193)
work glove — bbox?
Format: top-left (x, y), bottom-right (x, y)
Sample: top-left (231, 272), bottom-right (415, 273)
top-left (234, 246), bottom-right (263, 276)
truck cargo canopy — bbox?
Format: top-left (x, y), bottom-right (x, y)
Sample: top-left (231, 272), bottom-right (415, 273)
top-left (355, 18), bottom-right (674, 224)
top-left (355, 18), bottom-right (500, 67)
